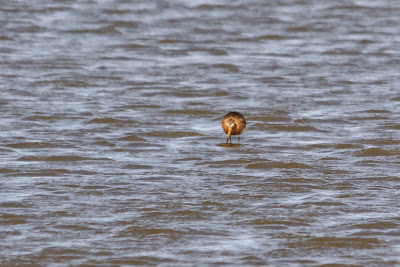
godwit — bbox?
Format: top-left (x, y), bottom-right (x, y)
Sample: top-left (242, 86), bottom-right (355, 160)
top-left (221, 112), bottom-right (246, 144)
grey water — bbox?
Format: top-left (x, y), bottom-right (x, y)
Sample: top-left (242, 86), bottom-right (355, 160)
top-left (1, 0), bottom-right (400, 266)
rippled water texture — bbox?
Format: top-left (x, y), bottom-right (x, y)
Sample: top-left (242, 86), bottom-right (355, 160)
top-left (1, 0), bottom-right (400, 265)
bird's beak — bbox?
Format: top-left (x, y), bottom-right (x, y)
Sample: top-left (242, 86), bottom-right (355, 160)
top-left (227, 126), bottom-right (232, 139)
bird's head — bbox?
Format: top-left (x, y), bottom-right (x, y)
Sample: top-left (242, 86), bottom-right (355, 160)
top-left (226, 119), bottom-right (236, 139)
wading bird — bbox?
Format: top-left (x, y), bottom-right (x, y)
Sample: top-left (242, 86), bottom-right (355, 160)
top-left (221, 112), bottom-right (246, 144)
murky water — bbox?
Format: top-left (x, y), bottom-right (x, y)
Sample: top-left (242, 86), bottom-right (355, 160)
top-left (1, 0), bottom-right (400, 266)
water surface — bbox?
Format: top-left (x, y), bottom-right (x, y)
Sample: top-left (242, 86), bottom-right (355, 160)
top-left (1, 0), bottom-right (400, 266)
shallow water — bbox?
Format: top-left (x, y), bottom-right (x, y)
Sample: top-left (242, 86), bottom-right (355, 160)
top-left (1, 0), bottom-right (400, 266)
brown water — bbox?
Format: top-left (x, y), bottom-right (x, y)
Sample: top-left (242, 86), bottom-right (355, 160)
top-left (1, 1), bottom-right (400, 266)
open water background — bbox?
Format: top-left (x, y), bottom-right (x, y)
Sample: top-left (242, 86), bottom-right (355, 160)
top-left (1, 0), bottom-right (400, 266)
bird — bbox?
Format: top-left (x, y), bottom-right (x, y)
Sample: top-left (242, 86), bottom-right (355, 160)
top-left (221, 112), bottom-right (246, 144)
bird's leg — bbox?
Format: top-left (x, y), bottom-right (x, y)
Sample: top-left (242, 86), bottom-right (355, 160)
top-left (226, 137), bottom-right (229, 143)
top-left (229, 136), bottom-right (232, 144)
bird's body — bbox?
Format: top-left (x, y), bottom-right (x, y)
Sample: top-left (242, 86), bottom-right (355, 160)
top-left (221, 112), bottom-right (246, 144)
